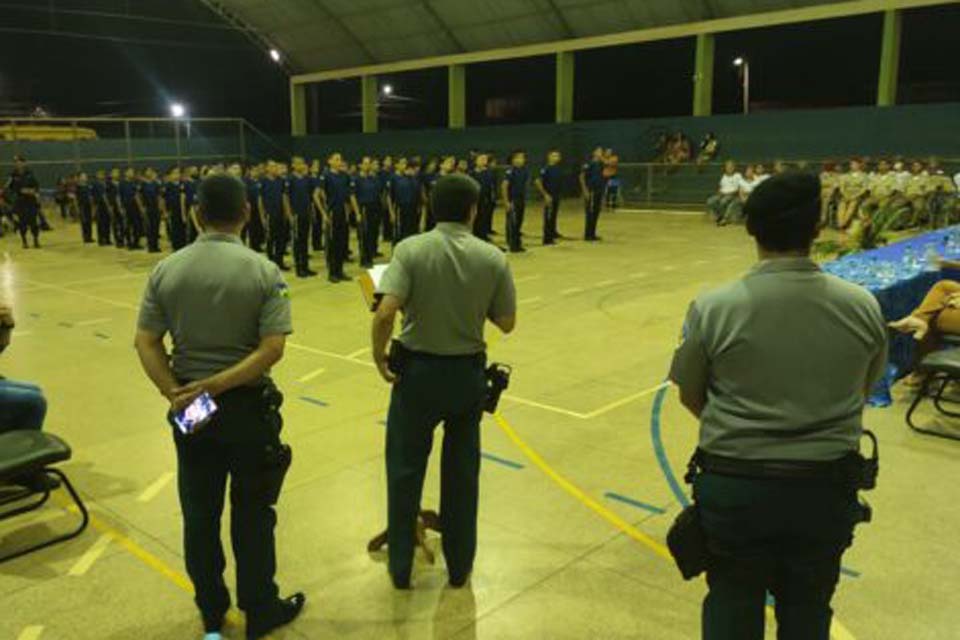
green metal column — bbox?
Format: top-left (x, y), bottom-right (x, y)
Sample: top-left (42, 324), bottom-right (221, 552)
top-left (361, 75), bottom-right (379, 134)
top-left (290, 82), bottom-right (307, 135)
top-left (555, 51), bottom-right (575, 124)
top-left (877, 9), bottom-right (902, 107)
top-left (448, 64), bottom-right (466, 129)
top-left (692, 33), bottom-right (715, 117)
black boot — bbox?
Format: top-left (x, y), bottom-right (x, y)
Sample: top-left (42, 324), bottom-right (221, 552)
top-left (245, 593), bottom-right (305, 640)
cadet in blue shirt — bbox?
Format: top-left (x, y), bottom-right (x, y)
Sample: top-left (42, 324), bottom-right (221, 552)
top-left (76, 172), bottom-right (94, 244)
top-left (162, 167), bottom-right (188, 251)
top-left (91, 170), bottom-right (111, 246)
top-left (182, 167), bottom-right (200, 244)
top-left (387, 158), bottom-right (421, 244)
top-left (106, 168), bottom-right (126, 249)
top-left (350, 156), bottom-right (384, 268)
top-left (244, 165), bottom-right (266, 253)
top-left (120, 167), bottom-right (144, 250)
top-left (259, 161), bottom-right (290, 271)
top-left (317, 152), bottom-right (351, 283)
top-left (469, 153), bottom-right (497, 242)
top-left (140, 167), bottom-right (163, 253)
top-left (501, 151), bottom-right (529, 253)
top-left (308, 159), bottom-right (324, 252)
top-left (283, 157), bottom-right (318, 279)
top-left (579, 147), bottom-right (606, 241)
top-left (535, 150), bottom-right (565, 246)
top-left (378, 157), bottom-right (395, 245)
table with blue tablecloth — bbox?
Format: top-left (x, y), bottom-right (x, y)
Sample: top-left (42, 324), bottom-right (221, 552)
top-left (823, 227), bottom-right (960, 406)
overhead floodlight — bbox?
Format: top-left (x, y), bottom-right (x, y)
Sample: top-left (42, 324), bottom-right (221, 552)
top-left (170, 103), bottom-right (186, 118)
top-left (382, 84), bottom-right (394, 96)
top-left (733, 57), bottom-right (745, 67)
top-left (270, 48), bottom-right (281, 63)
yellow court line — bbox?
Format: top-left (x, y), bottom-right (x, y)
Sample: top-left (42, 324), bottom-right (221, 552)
top-left (346, 346), bottom-right (371, 359)
top-left (492, 414), bottom-right (858, 640)
top-left (287, 341), bottom-right (375, 367)
top-left (581, 383), bottom-right (670, 419)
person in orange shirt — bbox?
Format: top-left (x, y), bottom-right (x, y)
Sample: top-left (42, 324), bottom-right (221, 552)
top-left (890, 263), bottom-right (960, 384)
top-left (603, 148), bottom-right (620, 211)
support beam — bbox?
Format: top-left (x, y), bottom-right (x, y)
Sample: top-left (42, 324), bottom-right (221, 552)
top-left (290, 82), bottom-right (307, 136)
top-left (293, 0), bottom-right (951, 84)
top-left (692, 33), bottom-right (715, 117)
top-left (448, 64), bottom-right (466, 130)
top-left (877, 8), bottom-right (902, 107)
top-left (555, 51), bottom-right (575, 124)
top-left (361, 75), bottom-right (378, 134)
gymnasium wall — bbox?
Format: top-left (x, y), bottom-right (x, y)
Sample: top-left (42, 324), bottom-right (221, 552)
top-left (291, 103), bottom-right (960, 165)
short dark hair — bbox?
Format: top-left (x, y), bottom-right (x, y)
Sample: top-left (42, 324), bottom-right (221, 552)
top-left (745, 173), bottom-right (821, 252)
top-left (432, 174), bottom-right (480, 223)
top-left (198, 174), bottom-right (246, 225)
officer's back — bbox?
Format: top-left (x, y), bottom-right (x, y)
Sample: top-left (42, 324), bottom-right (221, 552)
top-left (134, 174), bottom-right (304, 640)
top-left (669, 173), bottom-right (887, 640)
top-left (372, 174), bottom-right (517, 590)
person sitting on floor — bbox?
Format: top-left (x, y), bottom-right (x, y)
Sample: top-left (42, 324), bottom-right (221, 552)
top-left (707, 161), bottom-right (743, 226)
top-left (889, 265), bottom-right (960, 385)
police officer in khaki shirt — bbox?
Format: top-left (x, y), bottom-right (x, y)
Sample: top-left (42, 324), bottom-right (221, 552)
top-left (372, 174), bottom-right (517, 589)
top-left (135, 175), bottom-right (304, 640)
top-left (836, 158), bottom-right (869, 229)
top-left (670, 173), bottom-right (887, 640)
top-left (862, 159), bottom-right (900, 219)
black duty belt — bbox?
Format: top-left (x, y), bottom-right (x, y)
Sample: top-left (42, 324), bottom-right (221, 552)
top-left (391, 341), bottom-right (485, 365)
top-left (691, 449), bottom-right (859, 484)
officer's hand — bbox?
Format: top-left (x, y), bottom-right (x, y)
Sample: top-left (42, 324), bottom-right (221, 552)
top-left (544, 194), bottom-right (553, 205)
top-left (375, 355), bottom-right (397, 384)
top-left (0, 304), bottom-right (15, 329)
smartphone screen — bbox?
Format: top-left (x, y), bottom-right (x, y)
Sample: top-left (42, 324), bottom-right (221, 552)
top-left (174, 392), bottom-right (219, 435)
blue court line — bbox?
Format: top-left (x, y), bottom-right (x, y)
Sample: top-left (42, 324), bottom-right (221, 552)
top-left (58, 322), bottom-right (74, 328)
top-left (299, 396), bottom-right (328, 407)
top-left (93, 332), bottom-right (110, 340)
top-left (604, 492), bottom-right (667, 515)
top-left (481, 452), bottom-right (525, 470)
top-left (650, 383), bottom-right (862, 580)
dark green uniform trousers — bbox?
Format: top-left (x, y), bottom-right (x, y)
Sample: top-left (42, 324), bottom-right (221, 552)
top-left (694, 472), bottom-right (862, 640)
top-left (172, 386), bottom-right (282, 622)
top-left (386, 354), bottom-right (486, 584)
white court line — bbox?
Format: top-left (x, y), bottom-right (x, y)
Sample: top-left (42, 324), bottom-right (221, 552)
top-left (61, 272), bottom-right (147, 287)
top-left (502, 394), bottom-right (589, 419)
top-left (519, 296), bottom-right (543, 305)
top-left (628, 272), bottom-right (648, 279)
top-left (617, 208), bottom-right (703, 216)
top-left (660, 265), bottom-right (677, 272)
top-left (288, 341), bottom-right (375, 367)
top-left (137, 472), bottom-right (175, 503)
top-left (297, 367), bottom-right (327, 383)
top-left (16, 626), bottom-right (44, 640)
top-left (346, 347), bottom-right (370, 359)
top-left (67, 533), bottom-right (112, 576)
top-left (596, 280), bottom-right (617, 287)
top-left (693, 260), bottom-right (710, 266)
top-left (582, 382), bottom-right (671, 419)
top-left (514, 274), bottom-right (543, 283)
top-left (561, 287), bottom-right (583, 296)
top-left (13, 330), bottom-right (34, 337)
top-left (74, 318), bottom-right (112, 327)
top-left (24, 279), bottom-right (137, 311)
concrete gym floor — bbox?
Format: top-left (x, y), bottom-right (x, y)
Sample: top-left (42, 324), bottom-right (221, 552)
top-left (0, 204), bottom-right (957, 640)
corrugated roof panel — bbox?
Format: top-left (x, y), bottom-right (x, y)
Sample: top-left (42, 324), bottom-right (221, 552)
top-left (430, 0), bottom-right (545, 28)
top-left (455, 13), bottom-right (569, 50)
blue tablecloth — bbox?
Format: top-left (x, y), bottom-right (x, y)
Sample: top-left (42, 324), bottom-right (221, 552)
top-left (824, 227), bottom-right (960, 405)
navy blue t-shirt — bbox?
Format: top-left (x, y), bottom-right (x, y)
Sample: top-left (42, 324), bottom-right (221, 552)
top-left (244, 177), bottom-right (261, 211)
top-left (181, 179), bottom-right (198, 208)
top-left (503, 166), bottom-right (529, 202)
top-left (582, 160), bottom-right (605, 190)
top-left (389, 174), bottom-right (419, 206)
top-left (285, 174), bottom-right (315, 215)
top-left (319, 170), bottom-right (351, 211)
top-left (260, 176), bottom-right (284, 214)
top-left (162, 181), bottom-right (182, 215)
top-left (105, 178), bottom-right (119, 203)
top-left (470, 168), bottom-right (497, 203)
top-left (352, 174), bottom-right (382, 206)
top-left (91, 180), bottom-right (105, 203)
top-left (539, 165), bottom-right (563, 196)
top-left (119, 179), bottom-right (139, 204)
top-left (141, 180), bottom-right (161, 209)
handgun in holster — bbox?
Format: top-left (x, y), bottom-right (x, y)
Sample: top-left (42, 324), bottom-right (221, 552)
top-left (256, 383), bottom-right (292, 505)
top-left (483, 364), bottom-right (512, 413)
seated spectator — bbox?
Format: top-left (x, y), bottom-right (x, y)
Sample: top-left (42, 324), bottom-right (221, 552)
top-left (0, 303), bottom-right (50, 490)
top-left (837, 158), bottom-right (869, 230)
top-left (706, 161), bottom-right (743, 226)
top-left (904, 160), bottom-right (931, 227)
top-left (819, 162), bottom-right (841, 227)
top-left (926, 157), bottom-right (957, 228)
top-left (890, 267), bottom-right (960, 384)
top-left (697, 133), bottom-right (719, 165)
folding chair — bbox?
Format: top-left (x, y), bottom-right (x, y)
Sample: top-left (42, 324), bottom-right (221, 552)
top-left (905, 347), bottom-right (960, 441)
top-left (0, 430), bottom-right (89, 563)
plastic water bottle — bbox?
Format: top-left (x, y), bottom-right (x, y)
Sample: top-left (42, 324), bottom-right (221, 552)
top-left (925, 243), bottom-right (940, 271)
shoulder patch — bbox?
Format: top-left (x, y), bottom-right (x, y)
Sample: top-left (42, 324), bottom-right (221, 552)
top-left (275, 282), bottom-right (290, 298)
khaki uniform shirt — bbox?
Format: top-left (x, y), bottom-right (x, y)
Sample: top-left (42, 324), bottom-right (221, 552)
top-left (841, 171), bottom-right (869, 200)
top-left (670, 258), bottom-right (888, 461)
top-left (378, 222), bottom-right (516, 355)
top-left (137, 233), bottom-right (293, 381)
